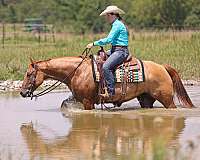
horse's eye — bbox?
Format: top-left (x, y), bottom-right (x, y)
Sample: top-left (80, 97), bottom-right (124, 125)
top-left (27, 73), bottom-right (31, 77)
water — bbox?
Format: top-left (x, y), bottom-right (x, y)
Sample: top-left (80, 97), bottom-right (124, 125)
top-left (0, 86), bottom-right (200, 160)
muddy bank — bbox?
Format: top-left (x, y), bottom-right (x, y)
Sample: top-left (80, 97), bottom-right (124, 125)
top-left (0, 80), bottom-right (68, 92)
top-left (0, 79), bottom-right (199, 92)
top-left (183, 79), bottom-right (200, 86)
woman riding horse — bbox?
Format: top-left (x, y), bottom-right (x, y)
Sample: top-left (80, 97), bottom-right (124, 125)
top-left (20, 6), bottom-right (194, 110)
top-left (87, 5), bottom-right (129, 99)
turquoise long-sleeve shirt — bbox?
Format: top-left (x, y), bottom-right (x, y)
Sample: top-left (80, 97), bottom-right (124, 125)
top-left (94, 19), bottom-right (128, 46)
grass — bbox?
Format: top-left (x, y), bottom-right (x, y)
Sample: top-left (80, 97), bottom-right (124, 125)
top-left (152, 137), bottom-right (167, 160)
top-left (0, 26), bottom-right (200, 80)
top-left (119, 136), bottom-right (192, 160)
top-left (0, 138), bottom-right (190, 160)
top-left (131, 30), bottom-right (200, 80)
top-left (0, 144), bottom-right (24, 160)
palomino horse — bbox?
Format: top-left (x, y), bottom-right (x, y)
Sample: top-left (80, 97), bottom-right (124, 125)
top-left (20, 55), bottom-right (194, 110)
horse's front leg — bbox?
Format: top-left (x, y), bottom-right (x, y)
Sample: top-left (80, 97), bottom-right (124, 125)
top-left (82, 98), bottom-right (95, 110)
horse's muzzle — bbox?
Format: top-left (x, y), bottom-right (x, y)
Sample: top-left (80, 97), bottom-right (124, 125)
top-left (20, 89), bottom-right (32, 98)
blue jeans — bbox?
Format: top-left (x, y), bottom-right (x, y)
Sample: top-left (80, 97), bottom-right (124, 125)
top-left (103, 48), bottom-right (129, 96)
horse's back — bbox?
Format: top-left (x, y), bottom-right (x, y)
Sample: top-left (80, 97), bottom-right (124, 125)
top-left (143, 60), bottom-right (171, 81)
top-left (142, 60), bottom-right (173, 93)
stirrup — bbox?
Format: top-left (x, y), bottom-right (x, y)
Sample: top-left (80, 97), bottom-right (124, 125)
top-left (99, 87), bottom-right (110, 98)
top-left (100, 93), bottom-right (109, 98)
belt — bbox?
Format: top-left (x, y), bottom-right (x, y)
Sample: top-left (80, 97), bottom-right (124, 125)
top-left (112, 45), bottom-right (128, 49)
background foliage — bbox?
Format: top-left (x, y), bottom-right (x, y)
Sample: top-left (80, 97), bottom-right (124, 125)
top-left (0, 0), bottom-right (200, 33)
top-left (0, 0), bottom-right (200, 80)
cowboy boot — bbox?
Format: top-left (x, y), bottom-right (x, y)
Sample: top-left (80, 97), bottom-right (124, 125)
top-left (99, 88), bottom-right (115, 101)
top-left (99, 87), bottom-right (110, 99)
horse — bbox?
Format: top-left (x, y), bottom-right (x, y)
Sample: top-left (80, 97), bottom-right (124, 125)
top-left (20, 55), bottom-right (194, 110)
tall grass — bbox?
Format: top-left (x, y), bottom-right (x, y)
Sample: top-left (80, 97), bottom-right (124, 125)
top-left (0, 144), bottom-right (24, 160)
top-left (131, 30), bottom-right (200, 80)
top-left (0, 29), bottom-right (199, 80)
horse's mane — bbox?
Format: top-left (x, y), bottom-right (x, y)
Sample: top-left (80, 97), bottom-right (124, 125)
top-left (30, 56), bottom-right (84, 66)
top-left (35, 59), bottom-right (52, 64)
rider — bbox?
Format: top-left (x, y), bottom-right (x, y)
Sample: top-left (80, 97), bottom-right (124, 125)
top-left (86, 5), bottom-right (129, 98)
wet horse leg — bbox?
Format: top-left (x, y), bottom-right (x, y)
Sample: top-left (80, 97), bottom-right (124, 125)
top-left (157, 95), bottom-right (176, 108)
top-left (152, 90), bottom-right (176, 108)
top-left (82, 98), bottom-right (95, 110)
top-left (137, 93), bottom-right (156, 108)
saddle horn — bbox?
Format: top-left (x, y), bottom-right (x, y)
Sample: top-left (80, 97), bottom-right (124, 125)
top-left (97, 46), bottom-right (107, 61)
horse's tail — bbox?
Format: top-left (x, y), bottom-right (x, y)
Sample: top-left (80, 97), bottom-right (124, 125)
top-left (164, 64), bottom-right (194, 108)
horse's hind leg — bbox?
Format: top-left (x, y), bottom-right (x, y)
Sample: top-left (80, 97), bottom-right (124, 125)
top-left (137, 93), bottom-right (156, 108)
top-left (152, 91), bottom-right (176, 108)
top-left (158, 96), bottom-right (176, 108)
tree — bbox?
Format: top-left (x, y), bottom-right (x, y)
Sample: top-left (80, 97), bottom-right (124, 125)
top-left (184, 4), bottom-right (200, 27)
top-left (159, 0), bottom-right (188, 27)
top-left (130, 0), bottom-right (161, 28)
top-left (0, 0), bottom-right (199, 31)
top-left (55, 0), bottom-right (111, 33)
top-left (1, 0), bottom-right (5, 5)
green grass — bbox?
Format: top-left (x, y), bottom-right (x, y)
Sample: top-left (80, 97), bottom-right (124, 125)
top-left (152, 137), bottom-right (167, 160)
top-left (0, 28), bottom-right (200, 80)
top-left (130, 30), bottom-right (200, 80)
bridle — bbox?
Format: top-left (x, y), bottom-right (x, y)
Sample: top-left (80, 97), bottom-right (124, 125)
top-left (25, 65), bottom-right (38, 98)
top-left (24, 48), bottom-right (91, 100)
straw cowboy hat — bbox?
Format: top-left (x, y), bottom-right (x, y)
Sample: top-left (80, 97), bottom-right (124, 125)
top-left (100, 5), bottom-right (125, 16)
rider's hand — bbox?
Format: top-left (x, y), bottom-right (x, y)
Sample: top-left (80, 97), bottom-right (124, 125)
top-left (86, 43), bottom-right (94, 49)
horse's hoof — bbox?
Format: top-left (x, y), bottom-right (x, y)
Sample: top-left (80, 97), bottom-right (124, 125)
top-left (61, 95), bottom-right (77, 108)
top-left (61, 99), bottom-right (84, 110)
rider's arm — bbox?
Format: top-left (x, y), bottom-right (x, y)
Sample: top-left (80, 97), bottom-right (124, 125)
top-left (93, 22), bottom-right (120, 46)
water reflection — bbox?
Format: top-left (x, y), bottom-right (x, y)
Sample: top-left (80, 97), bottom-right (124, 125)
top-left (20, 113), bottom-right (185, 160)
top-left (1, 85), bottom-right (200, 159)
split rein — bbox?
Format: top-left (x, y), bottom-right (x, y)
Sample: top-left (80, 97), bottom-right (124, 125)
top-left (30, 48), bottom-right (91, 100)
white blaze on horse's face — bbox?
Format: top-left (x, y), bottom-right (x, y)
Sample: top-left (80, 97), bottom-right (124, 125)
top-left (20, 63), bottom-right (44, 98)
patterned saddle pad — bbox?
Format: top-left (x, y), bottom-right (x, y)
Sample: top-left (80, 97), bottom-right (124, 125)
top-left (92, 55), bottom-right (145, 83)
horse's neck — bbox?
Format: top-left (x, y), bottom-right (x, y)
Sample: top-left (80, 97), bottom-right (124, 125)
top-left (37, 57), bottom-right (83, 82)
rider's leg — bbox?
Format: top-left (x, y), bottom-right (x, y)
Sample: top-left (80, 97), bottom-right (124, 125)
top-left (102, 48), bottom-right (129, 97)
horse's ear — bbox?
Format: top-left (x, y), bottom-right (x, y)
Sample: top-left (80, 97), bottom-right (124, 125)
top-left (30, 57), bottom-right (35, 64)
top-left (30, 58), bottom-right (38, 69)
top-left (31, 63), bottom-right (39, 70)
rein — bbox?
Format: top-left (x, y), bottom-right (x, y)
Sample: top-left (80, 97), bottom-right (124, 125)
top-left (30, 48), bottom-right (91, 100)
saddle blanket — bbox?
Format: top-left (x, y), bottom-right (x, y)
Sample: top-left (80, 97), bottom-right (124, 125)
top-left (92, 55), bottom-right (145, 83)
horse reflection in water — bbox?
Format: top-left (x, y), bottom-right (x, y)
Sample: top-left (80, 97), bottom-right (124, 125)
top-left (20, 114), bottom-right (185, 159)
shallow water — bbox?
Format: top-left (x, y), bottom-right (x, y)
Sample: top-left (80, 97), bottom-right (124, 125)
top-left (0, 86), bottom-right (200, 159)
